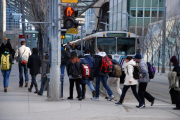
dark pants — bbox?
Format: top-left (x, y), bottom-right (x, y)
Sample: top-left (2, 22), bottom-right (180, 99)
top-left (170, 88), bottom-right (180, 108)
top-left (80, 84), bottom-right (86, 97)
top-left (30, 75), bottom-right (38, 88)
top-left (69, 79), bottom-right (81, 98)
top-left (138, 82), bottom-right (154, 105)
top-left (18, 63), bottom-right (29, 86)
top-left (119, 85), bottom-right (143, 105)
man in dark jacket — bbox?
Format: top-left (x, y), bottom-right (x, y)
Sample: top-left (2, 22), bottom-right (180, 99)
top-left (84, 49), bottom-right (96, 97)
top-left (5, 39), bottom-right (13, 54)
top-left (91, 46), bottom-right (114, 101)
top-left (170, 56), bottom-right (180, 110)
top-left (135, 53), bottom-right (155, 107)
top-left (27, 48), bottom-right (41, 93)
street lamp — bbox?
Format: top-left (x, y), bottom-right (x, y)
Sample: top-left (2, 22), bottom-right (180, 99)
top-left (91, 21), bottom-right (110, 31)
top-left (107, 11), bottom-right (134, 32)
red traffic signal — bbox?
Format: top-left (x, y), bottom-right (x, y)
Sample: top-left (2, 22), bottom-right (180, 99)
top-left (64, 7), bottom-right (74, 17)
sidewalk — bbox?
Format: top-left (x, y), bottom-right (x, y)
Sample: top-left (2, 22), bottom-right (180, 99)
top-left (0, 64), bottom-right (179, 120)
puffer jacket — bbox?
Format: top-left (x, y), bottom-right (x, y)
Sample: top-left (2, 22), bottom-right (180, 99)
top-left (109, 59), bottom-right (121, 77)
top-left (80, 58), bottom-right (89, 84)
top-left (93, 52), bottom-right (108, 77)
top-left (124, 59), bottom-right (138, 85)
top-left (84, 54), bottom-right (95, 69)
top-left (137, 58), bottom-right (149, 83)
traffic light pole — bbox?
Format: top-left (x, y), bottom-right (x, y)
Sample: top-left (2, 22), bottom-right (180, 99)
top-left (81, 25), bottom-right (83, 54)
top-left (48, 0), bottom-right (61, 101)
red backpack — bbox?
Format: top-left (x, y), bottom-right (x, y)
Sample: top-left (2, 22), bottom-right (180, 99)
top-left (101, 56), bottom-right (113, 73)
top-left (82, 64), bottom-right (91, 78)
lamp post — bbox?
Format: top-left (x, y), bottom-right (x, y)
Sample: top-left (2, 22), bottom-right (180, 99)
top-left (107, 11), bottom-right (134, 32)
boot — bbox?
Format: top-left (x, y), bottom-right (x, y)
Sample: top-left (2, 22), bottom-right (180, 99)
top-left (28, 85), bottom-right (33, 92)
top-left (34, 87), bottom-right (39, 93)
top-left (4, 87), bottom-right (7, 92)
top-left (25, 81), bottom-right (28, 87)
top-left (92, 90), bottom-right (96, 97)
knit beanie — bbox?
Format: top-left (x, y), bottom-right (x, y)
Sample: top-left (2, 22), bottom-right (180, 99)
top-left (170, 56), bottom-right (178, 64)
top-left (135, 53), bottom-right (142, 59)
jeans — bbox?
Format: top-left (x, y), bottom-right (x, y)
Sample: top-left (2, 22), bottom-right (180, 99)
top-left (96, 75), bottom-right (113, 98)
top-left (18, 63), bottom-right (29, 86)
top-left (38, 77), bottom-right (47, 94)
top-left (60, 65), bottom-right (65, 98)
top-left (61, 65), bottom-right (65, 74)
top-left (87, 81), bottom-right (95, 92)
top-left (69, 78), bottom-right (81, 98)
top-left (138, 82), bottom-right (154, 105)
top-left (106, 77), bottom-right (122, 97)
top-left (30, 75), bottom-right (38, 88)
top-left (119, 85), bottom-right (143, 105)
top-left (1, 69), bottom-right (11, 88)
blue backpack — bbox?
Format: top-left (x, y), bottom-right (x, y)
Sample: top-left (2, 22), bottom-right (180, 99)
top-left (147, 62), bottom-right (156, 79)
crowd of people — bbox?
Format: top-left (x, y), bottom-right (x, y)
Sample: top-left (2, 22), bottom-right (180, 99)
top-left (0, 40), bottom-right (180, 110)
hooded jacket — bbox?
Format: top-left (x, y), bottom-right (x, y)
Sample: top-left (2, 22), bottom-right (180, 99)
top-left (109, 59), bottom-right (121, 77)
top-left (93, 52), bottom-right (108, 77)
top-left (84, 54), bottom-right (95, 69)
top-left (137, 58), bottom-right (149, 83)
top-left (124, 59), bottom-right (138, 85)
top-left (80, 58), bottom-right (89, 84)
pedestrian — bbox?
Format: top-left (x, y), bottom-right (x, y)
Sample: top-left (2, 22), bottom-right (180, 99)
top-left (78, 55), bottom-right (89, 99)
top-left (38, 53), bottom-right (50, 95)
top-left (105, 55), bottom-right (122, 99)
top-left (0, 48), bottom-right (13, 92)
top-left (5, 39), bottom-right (13, 54)
top-left (66, 51), bottom-right (83, 101)
top-left (170, 56), bottom-right (180, 110)
top-left (91, 46), bottom-right (114, 101)
top-left (115, 56), bottom-right (145, 109)
top-left (0, 43), bottom-right (5, 57)
top-left (65, 42), bottom-right (71, 56)
top-left (84, 49), bottom-right (96, 97)
top-left (27, 48), bottom-right (41, 93)
top-left (135, 53), bottom-right (155, 107)
top-left (15, 40), bottom-right (31, 87)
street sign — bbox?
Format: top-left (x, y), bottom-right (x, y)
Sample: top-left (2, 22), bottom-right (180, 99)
top-left (66, 28), bottom-right (78, 34)
top-left (62, 0), bottom-right (78, 3)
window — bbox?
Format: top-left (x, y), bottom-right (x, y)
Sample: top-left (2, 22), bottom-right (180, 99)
top-left (97, 37), bottom-right (116, 54)
top-left (117, 38), bottom-right (135, 55)
top-left (145, 8), bottom-right (150, 17)
top-left (152, 8), bottom-right (157, 17)
top-left (130, 8), bottom-right (136, 17)
top-left (159, 8), bottom-right (163, 17)
top-left (137, 8), bottom-right (143, 17)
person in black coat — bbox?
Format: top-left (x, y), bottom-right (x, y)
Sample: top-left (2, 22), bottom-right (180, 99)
top-left (27, 48), bottom-right (41, 93)
top-left (5, 39), bottom-right (13, 54)
top-left (170, 56), bottom-right (180, 110)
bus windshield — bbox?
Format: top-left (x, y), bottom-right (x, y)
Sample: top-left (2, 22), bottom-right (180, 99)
top-left (97, 37), bottom-right (116, 54)
top-left (117, 38), bottom-right (135, 55)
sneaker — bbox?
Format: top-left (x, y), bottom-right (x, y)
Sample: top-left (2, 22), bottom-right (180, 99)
top-left (115, 101), bottom-right (122, 106)
top-left (91, 97), bottom-right (99, 101)
top-left (137, 104), bottom-right (145, 109)
top-left (78, 97), bottom-right (82, 101)
top-left (105, 97), bottom-right (108, 99)
top-left (107, 95), bottom-right (115, 101)
top-left (136, 105), bottom-right (145, 108)
top-left (67, 97), bottom-right (73, 100)
top-left (19, 85), bottom-right (23, 88)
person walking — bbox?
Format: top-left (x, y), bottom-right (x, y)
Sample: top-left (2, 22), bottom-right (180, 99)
top-left (38, 53), bottom-right (50, 95)
top-left (84, 49), bottom-right (96, 97)
top-left (27, 48), bottom-right (41, 93)
top-left (66, 51), bottom-right (83, 101)
top-left (15, 40), bottom-right (31, 87)
top-left (78, 55), bottom-right (89, 99)
top-left (5, 39), bottom-right (13, 54)
top-left (0, 48), bottom-right (13, 92)
top-left (170, 56), bottom-right (180, 110)
top-left (0, 43), bottom-right (5, 56)
top-left (105, 55), bottom-right (122, 99)
top-left (135, 53), bottom-right (155, 107)
top-left (91, 46), bottom-right (114, 101)
top-left (65, 42), bottom-right (71, 56)
top-left (115, 56), bottom-right (145, 108)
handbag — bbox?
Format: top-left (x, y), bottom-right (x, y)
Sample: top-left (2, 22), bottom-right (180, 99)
top-left (19, 49), bottom-right (28, 65)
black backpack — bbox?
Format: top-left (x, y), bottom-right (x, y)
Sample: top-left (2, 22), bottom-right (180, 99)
top-left (127, 65), bottom-right (141, 79)
top-left (61, 50), bottom-right (69, 65)
top-left (70, 62), bottom-right (82, 77)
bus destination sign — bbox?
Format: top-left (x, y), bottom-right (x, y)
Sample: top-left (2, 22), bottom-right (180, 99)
top-left (106, 33), bottom-right (127, 37)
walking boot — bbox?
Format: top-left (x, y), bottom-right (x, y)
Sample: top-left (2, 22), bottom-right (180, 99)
top-left (28, 85), bottom-right (33, 92)
top-left (34, 87), bottom-right (39, 93)
top-left (25, 81), bottom-right (28, 87)
top-left (92, 90), bottom-right (96, 97)
top-left (4, 87), bottom-right (7, 92)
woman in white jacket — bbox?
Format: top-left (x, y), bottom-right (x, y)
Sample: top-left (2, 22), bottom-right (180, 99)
top-left (115, 56), bottom-right (145, 109)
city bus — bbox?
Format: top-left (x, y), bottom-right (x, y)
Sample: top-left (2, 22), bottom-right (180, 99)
top-left (67, 31), bottom-right (139, 83)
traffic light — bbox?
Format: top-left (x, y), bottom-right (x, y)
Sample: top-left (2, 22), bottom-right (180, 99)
top-left (63, 6), bottom-right (79, 29)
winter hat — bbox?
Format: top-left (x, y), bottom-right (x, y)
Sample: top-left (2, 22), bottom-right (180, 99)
top-left (134, 53), bottom-right (142, 59)
top-left (170, 56), bottom-right (178, 64)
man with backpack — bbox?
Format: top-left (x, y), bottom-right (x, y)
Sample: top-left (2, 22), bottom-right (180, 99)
top-left (135, 53), bottom-right (155, 107)
top-left (91, 46), bottom-right (114, 101)
top-left (15, 40), bottom-right (31, 87)
top-left (105, 55), bottom-right (122, 99)
top-left (84, 49), bottom-right (96, 97)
